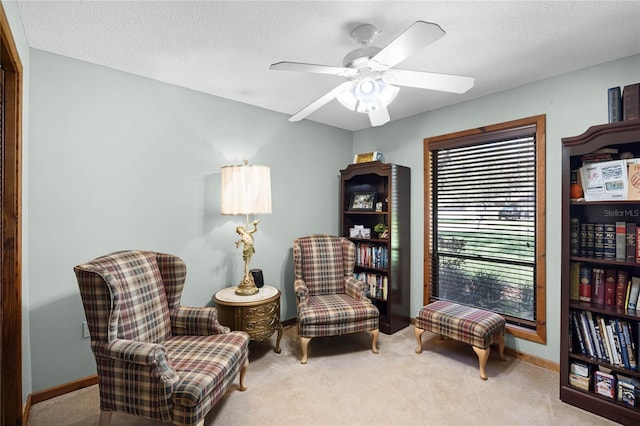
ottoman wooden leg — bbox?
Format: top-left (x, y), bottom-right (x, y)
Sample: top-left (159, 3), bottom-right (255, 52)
top-left (498, 335), bottom-right (506, 361)
top-left (414, 327), bottom-right (426, 354)
top-left (472, 345), bottom-right (490, 380)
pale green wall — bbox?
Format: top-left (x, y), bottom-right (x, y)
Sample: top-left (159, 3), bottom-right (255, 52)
top-left (353, 54), bottom-right (640, 363)
top-left (27, 49), bottom-right (352, 391)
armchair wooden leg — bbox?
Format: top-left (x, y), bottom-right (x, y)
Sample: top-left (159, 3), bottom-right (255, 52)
top-left (371, 329), bottom-right (379, 354)
top-left (98, 410), bottom-right (112, 426)
top-left (300, 336), bottom-right (311, 364)
top-left (414, 327), bottom-right (425, 354)
top-left (238, 358), bottom-right (249, 391)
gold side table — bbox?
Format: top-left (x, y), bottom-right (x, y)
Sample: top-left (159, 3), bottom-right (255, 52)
top-left (213, 285), bottom-right (283, 354)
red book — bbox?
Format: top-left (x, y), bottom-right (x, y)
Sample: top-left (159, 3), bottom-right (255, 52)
top-left (591, 268), bottom-right (605, 305)
top-left (604, 269), bottom-right (617, 306)
top-left (615, 270), bottom-right (629, 308)
top-left (579, 265), bottom-right (592, 302)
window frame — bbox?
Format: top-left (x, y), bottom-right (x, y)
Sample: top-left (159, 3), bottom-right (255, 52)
top-left (424, 115), bottom-right (547, 344)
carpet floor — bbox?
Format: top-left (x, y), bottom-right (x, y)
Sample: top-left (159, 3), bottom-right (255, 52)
top-left (28, 324), bottom-right (615, 425)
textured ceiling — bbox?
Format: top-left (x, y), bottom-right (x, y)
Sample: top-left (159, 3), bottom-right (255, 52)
top-left (17, 1), bottom-right (640, 131)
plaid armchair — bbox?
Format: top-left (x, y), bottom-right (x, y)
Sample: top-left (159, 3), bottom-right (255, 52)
top-left (74, 250), bottom-right (250, 426)
top-left (293, 235), bottom-right (380, 363)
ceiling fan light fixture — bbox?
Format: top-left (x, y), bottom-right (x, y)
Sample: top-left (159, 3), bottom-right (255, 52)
top-left (337, 78), bottom-right (399, 114)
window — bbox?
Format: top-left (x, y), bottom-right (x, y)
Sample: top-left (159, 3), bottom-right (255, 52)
top-left (424, 115), bottom-right (546, 343)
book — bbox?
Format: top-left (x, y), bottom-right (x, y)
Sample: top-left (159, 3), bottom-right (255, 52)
top-left (637, 225), bottom-right (640, 262)
top-left (594, 223), bottom-right (605, 258)
top-left (608, 86), bottom-right (622, 122)
top-left (571, 361), bottom-right (591, 377)
top-left (604, 223), bottom-right (616, 260)
top-left (579, 311), bottom-right (596, 358)
top-left (623, 83), bottom-right (640, 121)
top-left (615, 319), bottom-right (630, 368)
top-left (570, 262), bottom-right (581, 301)
top-left (605, 323), bottom-right (621, 366)
top-left (580, 222), bottom-right (588, 257)
top-left (604, 269), bottom-right (617, 306)
top-left (570, 217), bottom-right (580, 256)
top-left (621, 320), bottom-right (638, 370)
top-left (627, 222), bottom-right (637, 262)
top-left (571, 311), bottom-right (587, 355)
top-left (628, 276), bottom-right (640, 310)
top-left (579, 265), bottom-right (592, 302)
top-left (591, 268), bottom-right (605, 305)
top-left (616, 221), bottom-right (627, 261)
top-left (617, 375), bottom-right (640, 407)
top-left (596, 316), bottom-right (612, 363)
top-left (585, 311), bottom-right (603, 360)
top-left (586, 223), bottom-right (595, 257)
top-left (594, 370), bottom-right (616, 398)
top-left (615, 270), bottom-right (628, 308)
top-left (569, 372), bottom-right (591, 391)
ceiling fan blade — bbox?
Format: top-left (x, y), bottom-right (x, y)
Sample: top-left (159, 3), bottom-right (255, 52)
top-left (382, 69), bottom-right (474, 93)
top-left (368, 99), bottom-right (390, 127)
top-left (370, 21), bottom-right (445, 69)
top-left (289, 81), bottom-right (354, 122)
top-left (270, 61), bottom-right (357, 78)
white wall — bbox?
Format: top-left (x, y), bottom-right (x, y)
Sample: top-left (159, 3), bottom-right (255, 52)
top-left (353, 54), bottom-right (640, 363)
top-left (27, 49), bottom-right (352, 391)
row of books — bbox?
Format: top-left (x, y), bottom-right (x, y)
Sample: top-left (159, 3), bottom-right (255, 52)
top-left (570, 310), bottom-right (638, 370)
top-left (354, 243), bottom-right (388, 269)
top-left (570, 219), bottom-right (638, 262)
top-left (571, 264), bottom-right (640, 310)
top-left (570, 361), bottom-right (640, 406)
top-left (353, 272), bottom-right (388, 300)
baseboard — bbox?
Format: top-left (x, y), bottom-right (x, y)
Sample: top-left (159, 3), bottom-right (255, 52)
top-left (23, 375), bottom-right (98, 424)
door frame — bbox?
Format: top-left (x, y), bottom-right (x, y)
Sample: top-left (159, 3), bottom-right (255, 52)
top-left (0, 3), bottom-right (23, 425)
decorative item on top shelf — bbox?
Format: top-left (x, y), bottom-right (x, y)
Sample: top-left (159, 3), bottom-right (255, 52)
top-left (349, 192), bottom-right (377, 211)
top-left (374, 223), bottom-right (389, 239)
top-left (354, 151), bottom-right (384, 164)
top-left (608, 86), bottom-right (622, 123)
top-left (570, 170), bottom-right (584, 200)
top-left (623, 83), bottom-right (639, 121)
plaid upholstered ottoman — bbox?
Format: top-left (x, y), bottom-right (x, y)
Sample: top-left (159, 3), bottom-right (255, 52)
top-left (414, 300), bottom-right (506, 380)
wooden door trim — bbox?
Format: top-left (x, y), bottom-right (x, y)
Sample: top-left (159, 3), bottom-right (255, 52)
top-left (0, 3), bottom-right (23, 425)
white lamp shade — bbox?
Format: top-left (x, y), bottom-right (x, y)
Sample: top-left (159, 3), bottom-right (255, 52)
top-left (337, 78), bottom-right (399, 114)
top-left (221, 164), bottom-right (272, 215)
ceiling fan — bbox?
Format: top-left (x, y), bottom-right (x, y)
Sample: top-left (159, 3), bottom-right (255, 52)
top-left (270, 21), bottom-right (475, 127)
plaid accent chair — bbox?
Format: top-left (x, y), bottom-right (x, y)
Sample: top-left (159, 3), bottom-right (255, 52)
top-left (74, 250), bottom-right (250, 426)
top-left (293, 235), bottom-right (380, 363)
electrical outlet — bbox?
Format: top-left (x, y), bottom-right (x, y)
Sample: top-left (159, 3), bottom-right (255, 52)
top-left (82, 321), bottom-right (90, 338)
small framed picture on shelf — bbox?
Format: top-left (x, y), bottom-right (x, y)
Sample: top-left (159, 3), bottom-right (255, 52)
top-left (349, 192), bottom-right (377, 211)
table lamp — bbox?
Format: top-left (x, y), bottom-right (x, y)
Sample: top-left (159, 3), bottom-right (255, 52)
top-left (221, 161), bottom-right (272, 295)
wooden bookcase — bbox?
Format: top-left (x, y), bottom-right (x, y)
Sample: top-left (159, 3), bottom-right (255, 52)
top-left (340, 161), bottom-right (411, 334)
top-left (560, 119), bottom-right (640, 424)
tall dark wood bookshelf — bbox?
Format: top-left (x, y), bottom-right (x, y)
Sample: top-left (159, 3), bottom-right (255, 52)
top-left (560, 119), bottom-right (640, 425)
top-left (340, 161), bottom-right (410, 334)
